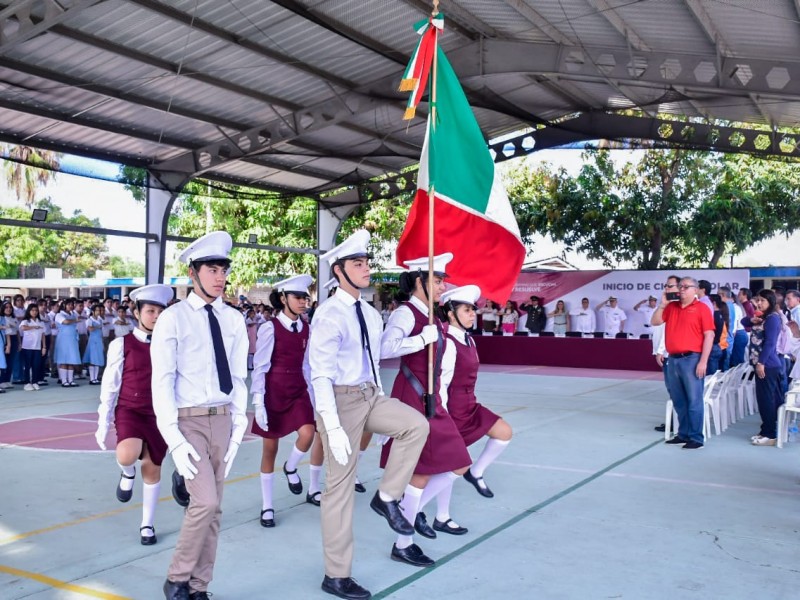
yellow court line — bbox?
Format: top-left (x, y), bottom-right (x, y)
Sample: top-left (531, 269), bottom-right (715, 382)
top-left (13, 431), bottom-right (94, 447)
top-left (0, 564), bottom-right (131, 600)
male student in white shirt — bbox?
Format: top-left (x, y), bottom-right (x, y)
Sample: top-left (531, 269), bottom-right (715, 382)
top-left (152, 231), bottom-right (248, 600)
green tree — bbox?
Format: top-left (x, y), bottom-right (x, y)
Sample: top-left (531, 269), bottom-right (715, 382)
top-left (108, 256), bottom-right (145, 277)
top-left (1, 144), bottom-right (61, 207)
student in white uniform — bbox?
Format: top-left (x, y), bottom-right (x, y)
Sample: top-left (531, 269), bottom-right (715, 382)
top-left (152, 232), bottom-right (248, 600)
top-left (18, 304), bottom-right (46, 391)
top-left (95, 284), bottom-right (173, 546)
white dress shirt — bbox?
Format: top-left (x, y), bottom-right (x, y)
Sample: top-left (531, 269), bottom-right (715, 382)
top-left (637, 305), bottom-right (656, 333)
top-left (19, 319), bottom-right (45, 350)
top-left (439, 326), bottom-right (471, 410)
top-left (55, 311), bottom-right (77, 327)
top-left (569, 307), bottom-right (596, 333)
top-left (599, 306), bottom-right (626, 336)
top-left (99, 327), bottom-right (150, 412)
top-left (651, 323), bottom-right (667, 357)
top-left (381, 295), bottom-right (431, 359)
top-left (309, 288), bottom-right (384, 429)
top-left (250, 311), bottom-right (311, 402)
top-left (151, 292), bottom-right (249, 450)
top-left (76, 308), bottom-right (89, 335)
top-left (102, 313), bottom-right (115, 338)
top-left (114, 318), bottom-right (133, 339)
top-left (48, 311), bottom-right (58, 336)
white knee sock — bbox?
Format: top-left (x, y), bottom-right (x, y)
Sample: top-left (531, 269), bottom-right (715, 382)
top-left (89, 365), bottom-right (99, 380)
top-left (285, 444), bottom-right (306, 484)
top-left (260, 472), bottom-right (274, 511)
top-left (65, 369), bottom-right (73, 383)
top-left (355, 449), bottom-right (367, 484)
top-left (471, 439), bottom-right (510, 478)
top-left (118, 461), bottom-right (135, 491)
top-left (309, 465), bottom-right (322, 495)
top-left (395, 484), bottom-right (423, 549)
top-left (418, 472), bottom-right (458, 511)
top-left (141, 481), bottom-right (160, 529)
top-left (435, 479), bottom-right (455, 523)
top-left (58, 368), bottom-right (67, 383)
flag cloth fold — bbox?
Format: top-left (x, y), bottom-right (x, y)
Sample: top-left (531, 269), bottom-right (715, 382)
top-left (396, 35), bottom-right (526, 305)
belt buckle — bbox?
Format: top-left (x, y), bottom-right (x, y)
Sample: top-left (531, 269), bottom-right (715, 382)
top-left (208, 407), bottom-right (218, 415)
top-left (358, 382), bottom-right (370, 391)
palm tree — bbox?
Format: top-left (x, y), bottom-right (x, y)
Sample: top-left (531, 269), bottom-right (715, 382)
top-left (2, 144), bottom-right (61, 207)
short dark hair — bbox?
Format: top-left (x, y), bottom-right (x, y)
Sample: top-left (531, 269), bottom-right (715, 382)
top-left (786, 289), bottom-right (800, 301)
top-left (698, 280), bottom-right (711, 295)
top-left (739, 287), bottom-right (752, 301)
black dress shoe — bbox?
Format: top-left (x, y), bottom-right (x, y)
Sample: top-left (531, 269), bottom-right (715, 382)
top-left (683, 441), bottom-right (704, 449)
top-left (140, 525), bottom-right (157, 545)
top-left (654, 423), bottom-right (666, 432)
top-left (414, 512), bottom-right (436, 539)
top-left (116, 469), bottom-right (135, 503)
top-left (390, 543), bottom-right (435, 567)
top-left (321, 575), bottom-right (371, 599)
top-left (163, 579), bottom-right (190, 600)
top-left (172, 470), bottom-right (190, 508)
top-left (354, 481), bottom-right (366, 493)
top-left (665, 436), bottom-right (689, 445)
top-left (260, 508), bottom-right (275, 528)
top-left (463, 469), bottom-right (494, 498)
top-left (283, 462), bottom-right (303, 495)
top-left (432, 518), bottom-right (468, 535)
top-left (369, 491), bottom-right (413, 535)
top-left (306, 491), bottom-right (321, 507)
top-left (188, 592), bottom-right (210, 600)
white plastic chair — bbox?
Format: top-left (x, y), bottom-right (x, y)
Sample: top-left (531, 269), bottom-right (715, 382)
top-left (705, 367), bottom-right (743, 433)
top-left (665, 371), bottom-right (722, 441)
top-left (733, 364), bottom-right (756, 419)
top-left (721, 363), bottom-right (746, 425)
top-left (702, 371), bottom-right (726, 437)
top-left (776, 382), bottom-right (800, 448)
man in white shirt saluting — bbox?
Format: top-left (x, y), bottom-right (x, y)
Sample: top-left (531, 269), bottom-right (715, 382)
top-left (309, 229), bottom-right (429, 600)
top-left (152, 231), bottom-right (249, 600)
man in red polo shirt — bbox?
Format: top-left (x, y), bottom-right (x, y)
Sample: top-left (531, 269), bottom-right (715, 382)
top-left (651, 276), bottom-right (714, 449)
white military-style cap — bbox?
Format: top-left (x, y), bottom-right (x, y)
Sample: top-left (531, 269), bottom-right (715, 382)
top-left (130, 284), bottom-right (173, 308)
top-left (178, 231), bottom-right (233, 265)
top-left (441, 284), bottom-right (481, 308)
top-left (322, 277), bottom-right (338, 290)
top-left (319, 230), bottom-right (372, 266)
top-left (402, 252), bottom-right (453, 278)
top-left (273, 274), bottom-right (313, 296)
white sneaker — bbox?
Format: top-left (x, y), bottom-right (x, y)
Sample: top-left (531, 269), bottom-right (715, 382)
top-left (0, 382), bottom-right (11, 389)
top-left (23, 383), bottom-right (34, 391)
top-left (752, 436), bottom-right (777, 446)
top-left (32, 383), bottom-right (40, 391)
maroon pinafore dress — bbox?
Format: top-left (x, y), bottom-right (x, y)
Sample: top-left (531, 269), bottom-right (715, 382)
top-left (380, 302), bottom-right (471, 474)
top-left (445, 332), bottom-right (500, 446)
top-left (114, 334), bottom-right (168, 465)
top-left (251, 321), bottom-right (314, 439)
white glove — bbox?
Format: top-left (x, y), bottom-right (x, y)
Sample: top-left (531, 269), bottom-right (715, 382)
top-left (326, 426), bottom-right (352, 466)
top-left (223, 440), bottom-right (240, 478)
top-left (95, 404), bottom-right (113, 450)
top-left (420, 324), bottom-right (439, 345)
top-left (172, 441), bottom-right (200, 480)
top-left (254, 404), bottom-right (268, 430)
top-left (375, 434), bottom-right (390, 446)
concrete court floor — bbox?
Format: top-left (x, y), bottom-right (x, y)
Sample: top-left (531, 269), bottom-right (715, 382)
top-left (1, 361), bottom-right (799, 600)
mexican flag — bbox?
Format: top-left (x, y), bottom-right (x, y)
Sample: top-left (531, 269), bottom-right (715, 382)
top-left (396, 17), bottom-right (526, 304)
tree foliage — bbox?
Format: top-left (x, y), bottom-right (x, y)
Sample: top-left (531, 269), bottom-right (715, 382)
top-left (1, 145), bottom-right (61, 207)
top-left (0, 198), bottom-right (108, 278)
top-left (505, 148), bottom-right (800, 269)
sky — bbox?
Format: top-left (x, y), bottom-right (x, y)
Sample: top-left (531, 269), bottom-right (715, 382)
top-left (1, 149), bottom-right (798, 271)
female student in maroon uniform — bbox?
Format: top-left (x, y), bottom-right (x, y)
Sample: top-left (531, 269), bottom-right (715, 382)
top-left (95, 284), bottom-right (173, 545)
top-left (439, 285), bottom-right (512, 505)
top-left (379, 253), bottom-right (472, 568)
top-left (250, 275), bottom-right (316, 528)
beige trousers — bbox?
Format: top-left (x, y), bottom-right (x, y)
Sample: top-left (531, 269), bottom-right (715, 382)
top-left (318, 383), bottom-right (428, 578)
top-left (167, 413), bottom-right (230, 592)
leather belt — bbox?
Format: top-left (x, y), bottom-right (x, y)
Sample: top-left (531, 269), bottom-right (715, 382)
top-left (177, 405), bottom-right (230, 417)
top-left (670, 351), bottom-right (698, 359)
top-left (333, 382), bottom-right (376, 393)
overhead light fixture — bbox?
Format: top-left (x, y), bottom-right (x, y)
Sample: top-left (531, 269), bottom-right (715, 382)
top-left (248, 234), bottom-right (258, 244)
top-left (31, 209), bottom-right (48, 222)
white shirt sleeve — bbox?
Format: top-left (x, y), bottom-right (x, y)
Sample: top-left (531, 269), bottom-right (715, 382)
top-left (439, 339), bottom-right (456, 411)
top-left (380, 304), bottom-right (424, 358)
top-left (309, 312), bottom-right (344, 431)
top-left (151, 309), bottom-right (185, 451)
top-left (99, 337), bottom-right (125, 417)
top-left (249, 321), bottom-right (275, 400)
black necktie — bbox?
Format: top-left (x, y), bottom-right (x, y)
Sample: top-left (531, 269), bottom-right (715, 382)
top-left (204, 304), bottom-right (233, 394)
top-left (146, 334), bottom-right (152, 342)
top-left (291, 322), bottom-right (298, 333)
top-left (354, 300), bottom-right (379, 385)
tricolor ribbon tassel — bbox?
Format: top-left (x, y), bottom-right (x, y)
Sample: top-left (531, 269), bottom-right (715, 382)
top-left (399, 14), bottom-right (444, 120)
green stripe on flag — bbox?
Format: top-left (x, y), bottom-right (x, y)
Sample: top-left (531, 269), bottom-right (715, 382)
top-left (429, 47), bottom-right (494, 215)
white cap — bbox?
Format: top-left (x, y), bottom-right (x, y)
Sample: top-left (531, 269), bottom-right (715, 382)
top-left (179, 231), bottom-right (233, 265)
top-left (319, 230), bottom-right (371, 266)
top-left (273, 274), bottom-right (313, 296)
top-left (402, 252), bottom-right (453, 277)
top-left (441, 285), bottom-right (481, 308)
top-left (130, 284), bottom-right (173, 308)
top-left (322, 277), bottom-right (338, 290)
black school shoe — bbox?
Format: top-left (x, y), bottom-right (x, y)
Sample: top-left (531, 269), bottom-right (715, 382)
top-left (116, 468), bottom-right (136, 502)
top-left (171, 470), bottom-right (190, 508)
top-left (321, 576), bottom-right (371, 599)
top-left (433, 518), bottom-right (468, 535)
top-left (260, 508), bottom-right (275, 528)
top-left (390, 543), bottom-right (435, 567)
top-left (414, 512), bottom-right (436, 539)
top-left (140, 525), bottom-right (157, 545)
top-left (283, 462), bottom-right (303, 495)
top-left (665, 436), bottom-right (689, 445)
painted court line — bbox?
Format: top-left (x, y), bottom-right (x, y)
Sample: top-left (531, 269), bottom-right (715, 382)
top-left (372, 438), bottom-right (663, 599)
top-left (0, 564), bottom-right (131, 600)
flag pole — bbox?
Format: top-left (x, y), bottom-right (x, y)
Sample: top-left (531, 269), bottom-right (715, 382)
top-left (426, 3), bottom-right (439, 401)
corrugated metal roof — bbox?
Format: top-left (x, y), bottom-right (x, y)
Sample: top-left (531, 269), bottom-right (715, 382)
top-left (1, 0), bottom-right (798, 201)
